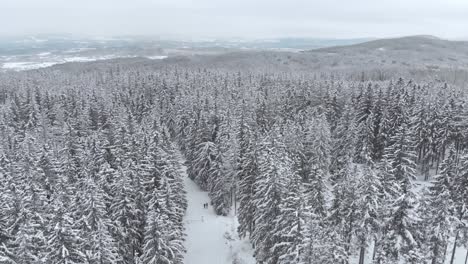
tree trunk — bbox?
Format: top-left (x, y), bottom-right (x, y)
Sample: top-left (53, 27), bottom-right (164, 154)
top-left (431, 242), bottom-right (439, 264)
top-left (464, 248), bottom-right (468, 264)
top-left (344, 212), bottom-right (355, 264)
top-left (372, 238), bottom-right (377, 261)
top-left (358, 245), bottom-right (366, 264)
top-left (450, 232), bottom-right (459, 264)
top-left (233, 186), bottom-right (237, 215)
top-left (443, 242), bottom-right (449, 262)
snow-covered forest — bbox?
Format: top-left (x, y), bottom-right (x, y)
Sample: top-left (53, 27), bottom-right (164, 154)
top-left (0, 62), bottom-right (467, 264)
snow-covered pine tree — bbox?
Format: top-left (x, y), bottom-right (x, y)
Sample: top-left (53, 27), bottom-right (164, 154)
top-left (328, 163), bottom-right (360, 263)
top-left (61, 124), bottom-right (84, 185)
top-left (449, 149), bottom-right (468, 264)
top-left (140, 178), bottom-right (177, 264)
top-left (355, 154), bottom-right (382, 264)
top-left (191, 140), bottom-right (218, 190)
top-left (269, 168), bottom-right (306, 264)
top-left (11, 140), bottom-right (49, 264)
top-left (330, 103), bottom-right (357, 179)
top-left (377, 121), bottom-right (423, 263)
top-left (209, 113), bottom-right (237, 216)
top-left (369, 88), bottom-right (385, 161)
top-left (421, 144), bottom-right (458, 264)
top-left (356, 83), bottom-right (374, 124)
top-left (13, 211), bottom-right (47, 264)
top-left (323, 88), bottom-right (342, 132)
top-left (251, 132), bottom-right (288, 263)
top-left (45, 156), bottom-right (85, 264)
top-left (36, 145), bottom-right (60, 201)
top-left (186, 113), bottom-right (212, 182)
top-left (207, 158), bottom-right (231, 216)
top-left (159, 176), bottom-right (185, 264)
top-left (0, 156), bottom-right (15, 264)
top-left (304, 113), bottom-right (331, 218)
top-left (78, 176), bottom-right (121, 264)
top-left (45, 210), bottom-right (85, 264)
top-left (161, 141), bottom-right (187, 227)
top-left (302, 210), bottom-right (347, 264)
top-left (354, 113), bottom-right (376, 164)
top-left (237, 121), bottom-right (259, 238)
top-left (411, 100), bottom-right (431, 179)
top-left (110, 166), bottom-right (141, 263)
top-left (149, 138), bottom-right (186, 263)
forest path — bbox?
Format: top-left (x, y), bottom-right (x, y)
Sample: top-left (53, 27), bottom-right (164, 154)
top-left (178, 152), bottom-right (256, 264)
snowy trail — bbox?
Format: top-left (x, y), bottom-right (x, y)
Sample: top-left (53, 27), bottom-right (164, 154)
top-left (177, 152), bottom-right (468, 264)
top-left (178, 153), bottom-right (256, 264)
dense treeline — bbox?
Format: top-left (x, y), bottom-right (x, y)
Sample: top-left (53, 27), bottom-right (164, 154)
top-left (1, 64), bottom-right (468, 263)
top-left (0, 68), bottom-right (187, 263)
top-left (174, 73), bottom-right (468, 263)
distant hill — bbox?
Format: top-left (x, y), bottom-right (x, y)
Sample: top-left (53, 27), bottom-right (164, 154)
top-left (0, 35), bottom-right (370, 71)
top-left (145, 35), bottom-right (468, 84)
top-left (307, 35), bottom-right (468, 68)
top-left (5, 35), bottom-right (468, 85)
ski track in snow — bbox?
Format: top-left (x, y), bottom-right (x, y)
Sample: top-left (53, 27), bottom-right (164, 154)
top-left (178, 154), bottom-right (256, 264)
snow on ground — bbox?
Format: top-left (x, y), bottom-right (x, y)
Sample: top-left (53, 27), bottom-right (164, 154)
top-left (177, 153), bottom-right (256, 264)
top-left (37, 52), bottom-right (52, 57)
top-left (177, 157), bottom-right (467, 264)
top-left (442, 238), bottom-right (468, 264)
top-left (147, 55), bottom-right (168, 60)
top-left (1, 55), bottom-right (169, 71)
top-left (347, 177), bottom-right (468, 264)
top-left (2, 61), bottom-right (57, 71)
top-left (63, 47), bottom-right (97, 53)
top-left (1, 59), bottom-right (102, 71)
top-left (349, 244), bottom-right (467, 264)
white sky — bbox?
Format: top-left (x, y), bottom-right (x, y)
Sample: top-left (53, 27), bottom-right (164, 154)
top-left (2, 0), bottom-right (468, 39)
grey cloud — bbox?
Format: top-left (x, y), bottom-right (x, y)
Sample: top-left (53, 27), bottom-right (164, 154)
top-left (1, 0), bottom-right (467, 39)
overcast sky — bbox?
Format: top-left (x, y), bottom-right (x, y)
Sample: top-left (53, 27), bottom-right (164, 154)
top-left (2, 0), bottom-right (468, 40)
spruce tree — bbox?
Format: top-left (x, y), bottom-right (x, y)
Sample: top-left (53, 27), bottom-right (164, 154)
top-left (110, 166), bottom-right (140, 263)
top-left (269, 170), bottom-right (306, 264)
top-left (78, 176), bottom-right (121, 264)
top-left (0, 162), bottom-right (15, 264)
top-left (140, 178), bottom-right (177, 264)
top-left (378, 122), bottom-right (423, 263)
top-left (251, 134), bottom-right (287, 263)
top-left (45, 211), bottom-right (85, 264)
top-left (355, 155), bottom-right (382, 264)
top-left (237, 125), bottom-right (258, 238)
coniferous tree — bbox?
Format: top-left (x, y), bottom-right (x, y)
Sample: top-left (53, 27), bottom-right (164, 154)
top-left (421, 145), bottom-right (457, 264)
top-left (140, 178), bottom-right (178, 264)
top-left (328, 163), bottom-right (360, 263)
top-left (0, 162), bottom-right (15, 264)
top-left (110, 166), bottom-right (140, 263)
top-left (270, 169), bottom-right (306, 264)
top-left (78, 176), bottom-right (121, 264)
top-left (450, 150), bottom-right (468, 264)
top-left (45, 211), bottom-right (85, 264)
top-left (305, 114), bottom-right (331, 218)
top-left (378, 122), bottom-right (423, 263)
top-left (237, 123), bottom-right (258, 238)
top-left (330, 103), bottom-right (356, 179)
top-left (355, 154), bottom-right (382, 264)
top-left (251, 133), bottom-right (288, 263)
